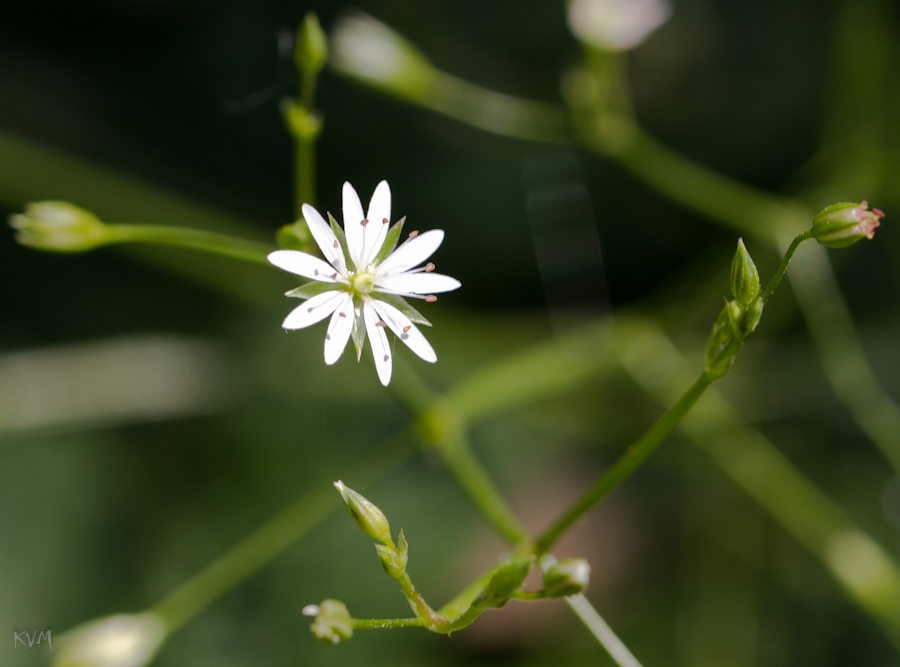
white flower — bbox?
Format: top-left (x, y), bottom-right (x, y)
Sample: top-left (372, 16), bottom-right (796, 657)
top-left (268, 181), bottom-right (461, 386)
top-left (567, 0), bottom-right (672, 52)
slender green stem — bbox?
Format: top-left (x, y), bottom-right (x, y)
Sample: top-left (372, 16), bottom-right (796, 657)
top-left (509, 590), bottom-right (545, 601)
top-left (151, 429), bottom-right (415, 632)
top-left (760, 230), bottom-right (813, 305)
top-left (535, 372), bottom-right (714, 554)
top-left (391, 357), bottom-right (530, 545)
top-left (429, 422), bottom-right (529, 545)
top-left (352, 617), bottom-right (426, 629)
top-left (295, 135), bottom-right (316, 216)
top-left (103, 224), bottom-right (274, 265)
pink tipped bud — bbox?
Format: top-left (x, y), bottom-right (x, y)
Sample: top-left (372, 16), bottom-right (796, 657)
top-left (812, 201), bottom-right (883, 249)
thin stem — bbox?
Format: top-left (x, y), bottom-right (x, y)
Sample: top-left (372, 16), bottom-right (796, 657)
top-left (509, 590), bottom-right (545, 601)
top-left (151, 430), bottom-right (415, 632)
top-left (432, 425), bottom-right (530, 545)
top-left (760, 229), bottom-right (813, 305)
top-left (352, 617), bottom-right (426, 630)
top-left (104, 224), bottom-right (274, 265)
top-left (566, 594), bottom-right (644, 667)
top-left (535, 372), bottom-right (714, 554)
top-left (391, 357), bottom-right (529, 545)
top-left (295, 136), bottom-right (316, 217)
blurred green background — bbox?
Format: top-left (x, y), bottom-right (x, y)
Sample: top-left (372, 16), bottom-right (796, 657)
top-left (2, 0), bottom-right (900, 665)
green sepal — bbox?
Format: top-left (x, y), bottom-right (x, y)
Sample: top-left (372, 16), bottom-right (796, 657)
top-left (372, 216), bottom-right (406, 266)
top-left (476, 557), bottom-right (534, 609)
top-left (351, 296), bottom-right (367, 361)
top-left (397, 529), bottom-right (409, 569)
top-left (285, 282), bottom-right (344, 299)
top-left (369, 292), bottom-right (432, 327)
top-left (375, 543), bottom-right (406, 579)
top-left (813, 201), bottom-right (860, 224)
top-left (328, 211), bottom-right (355, 272)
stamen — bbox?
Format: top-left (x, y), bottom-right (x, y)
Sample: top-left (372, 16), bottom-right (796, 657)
top-left (339, 312), bottom-right (347, 318)
top-left (861, 200), bottom-right (869, 209)
top-left (425, 262), bottom-right (435, 272)
top-left (382, 218), bottom-right (389, 224)
top-left (408, 230), bottom-right (419, 238)
top-left (331, 273), bottom-right (338, 279)
top-left (402, 325), bottom-right (411, 333)
top-left (376, 320), bottom-right (387, 327)
top-left (333, 240), bottom-right (339, 248)
top-left (361, 218), bottom-right (369, 226)
top-left (425, 295), bottom-right (437, 303)
top-left (874, 208), bottom-right (885, 217)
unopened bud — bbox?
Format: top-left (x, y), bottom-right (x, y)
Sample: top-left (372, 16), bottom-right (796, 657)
top-left (376, 544), bottom-right (406, 578)
top-left (812, 201), bottom-right (883, 249)
top-left (543, 558), bottom-right (591, 597)
top-left (309, 600), bottom-right (353, 645)
top-left (330, 13), bottom-right (437, 101)
top-left (730, 238), bottom-right (759, 308)
top-left (296, 12), bottom-right (328, 76)
top-left (567, 0), bottom-right (672, 52)
top-left (9, 202), bottom-right (108, 252)
top-left (477, 557), bottom-right (534, 609)
top-left (52, 613), bottom-right (166, 667)
top-left (333, 480), bottom-right (392, 545)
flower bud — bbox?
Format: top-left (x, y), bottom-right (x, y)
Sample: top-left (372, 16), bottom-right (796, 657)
top-left (295, 12), bottom-right (328, 76)
top-left (307, 600), bottom-right (353, 645)
top-left (543, 558), bottom-right (591, 597)
top-left (730, 238), bottom-right (759, 308)
top-left (330, 12), bottom-right (437, 101)
top-left (52, 613), bottom-right (166, 667)
top-left (9, 202), bottom-right (108, 252)
top-left (812, 201), bottom-right (883, 249)
top-left (477, 557), bottom-right (534, 609)
top-left (333, 480), bottom-right (392, 545)
top-left (567, 0), bottom-right (672, 52)
top-left (375, 544), bottom-right (406, 579)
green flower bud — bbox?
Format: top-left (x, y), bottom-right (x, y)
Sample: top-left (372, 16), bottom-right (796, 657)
top-left (281, 98), bottom-right (323, 141)
top-left (730, 238), bottom-right (759, 308)
top-left (376, 544), bottom-right (406, 579)
top-left (330, 12), bottom-right (437, 101)
top-left (305, 600), bottom-right (353, 645)
top-left (333, 480), bottom-right (392, 545)
top-left (812, 201), bottom-right (883, 249)
top-left (295, 12), bottom-right (328, 76)
top-left (9, 202), bottom-right (108, 253)
top-left (52, 613), bottom-right (166, 667)
top-left (276, 219), bottom-right (315, 251)
top-left (543, 558), bottom-right (591, 597)
top-left (477, 557), bottom-right (534, 609)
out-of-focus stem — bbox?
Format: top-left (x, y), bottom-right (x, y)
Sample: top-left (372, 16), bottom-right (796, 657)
top-left (619, 319), bottom-right (900, 648)
top-left (151, 429), bottom-right (416, 632)
top-left (103, 224), bottom-right (274, 265)
top-left (535, 371), bottom-right (714, 554)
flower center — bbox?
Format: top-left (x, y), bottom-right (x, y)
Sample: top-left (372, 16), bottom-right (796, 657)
top-left (352, 272), bottom-right (375, 294)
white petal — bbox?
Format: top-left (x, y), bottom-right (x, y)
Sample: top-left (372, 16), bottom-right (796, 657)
top-left (342, 182), bottom-right (366, 267)
top-left (367, 297), bottom-right (436, 363)
top-left (324, 293), bottom-right (354, 364)
top-left (282, 290), bottom-right (344, 330)
top-left (302, 204), bottom-right (346, 274)
top-left (268, 250), bottom-right (339, 282)
top-left (375, 230), bottom-right (444, 276)
top-left (375, 272), bottom-right (461, 295)
top-left (360, 180), bottom-right (391, 267)
top-left (364, 300), bottom-right (392, 386)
